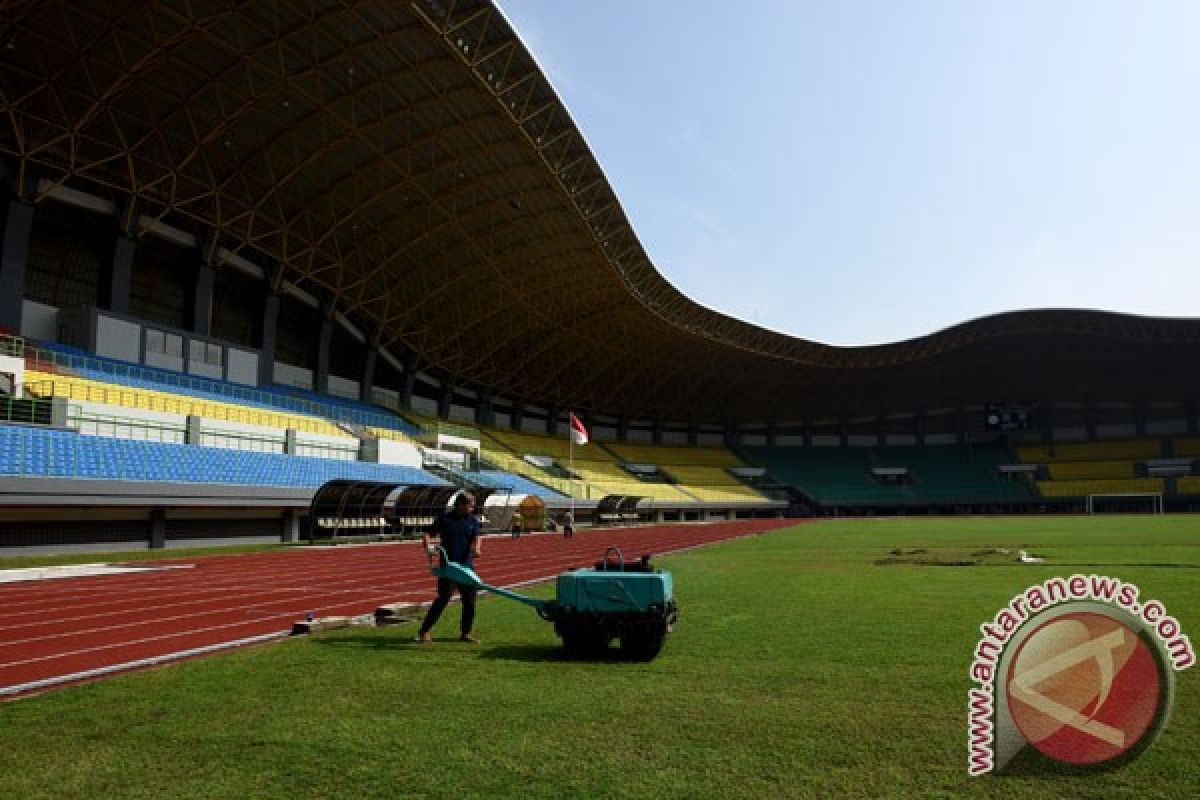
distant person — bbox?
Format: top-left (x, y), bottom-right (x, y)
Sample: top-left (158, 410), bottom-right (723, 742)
top-left (511, 510), bottom-right (523, 539)
top-left (415, 492), bottom-right (482, 644)
top-left (563, 510), bottom-right (575, 539)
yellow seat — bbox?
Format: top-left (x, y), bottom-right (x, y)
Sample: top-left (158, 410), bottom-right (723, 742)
top-left (25, 370), bottom-right (350, 437)
top-left (1036, 478), bottom-right (1164, 498)
top-left (1018, 439), bottom-right (1163, 462)
top-left (1046, 461), bottom-right (1136, 480)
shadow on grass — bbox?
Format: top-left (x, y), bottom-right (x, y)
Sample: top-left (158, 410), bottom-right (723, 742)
top-left (309, 633), bottom-right (464, 650)
top-left (479, 644), bottom-right (626, 664)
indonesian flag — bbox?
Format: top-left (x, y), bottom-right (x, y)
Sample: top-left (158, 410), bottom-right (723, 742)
top-left (569, 413), bottom-right (589, 446)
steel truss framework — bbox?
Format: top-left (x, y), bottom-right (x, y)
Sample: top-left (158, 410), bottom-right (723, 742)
top-left (1, 0), bottom-right (1198, 424)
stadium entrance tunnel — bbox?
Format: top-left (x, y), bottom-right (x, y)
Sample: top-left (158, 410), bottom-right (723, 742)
top-left (307, 480), bottom-right (493, 541)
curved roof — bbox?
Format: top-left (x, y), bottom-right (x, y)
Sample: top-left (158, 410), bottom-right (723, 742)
top-left (2, 0), bottom-right (1198, 422)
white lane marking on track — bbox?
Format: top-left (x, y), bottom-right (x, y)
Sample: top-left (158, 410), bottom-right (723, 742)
top-left (0, 631), bottom-right (289, 698)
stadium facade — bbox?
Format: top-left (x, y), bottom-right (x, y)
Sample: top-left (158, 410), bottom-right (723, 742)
top-left (1, 1), bottom-right (1200, 548)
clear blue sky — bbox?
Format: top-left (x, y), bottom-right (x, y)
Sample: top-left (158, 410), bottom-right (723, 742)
top-left (497, 1), bottom-right (1200, 345)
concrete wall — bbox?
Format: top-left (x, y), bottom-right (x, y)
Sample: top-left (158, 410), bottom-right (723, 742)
top-left (273, 361), bottom-right (313, 390)
top-left (20, 299), bottom-right (58, 342)
top-left (327, 374), bottom-right (359, 400)
top-left (95, 314), bottom-right (142, 363)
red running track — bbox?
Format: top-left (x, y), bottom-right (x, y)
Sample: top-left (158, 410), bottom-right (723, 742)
top-left (0, 519), bottom-right (796, 698)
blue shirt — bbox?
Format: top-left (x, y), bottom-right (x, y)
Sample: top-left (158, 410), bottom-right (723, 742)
top-left (432, 511), bottom-right (480, 566)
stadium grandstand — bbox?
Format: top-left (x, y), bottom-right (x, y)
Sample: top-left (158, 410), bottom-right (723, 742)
top-left (1, 0), bottom-right (1199, 552)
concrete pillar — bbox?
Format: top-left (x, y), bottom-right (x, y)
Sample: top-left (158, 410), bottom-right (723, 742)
top-left (281, 509), bottom-right (299, 543)
top-left (189, 262), bottom-right (214, 336)
top-left (954, 408), bottom-right (966, 446)
top-left (314, 315), bottom-right (333, 394)
top-left (915, 411), bottom-right (926, 446)
top-left (101, 234), bottom-right (135, 315)
top-left (0, 198), bottom-right (34, 334)
top-left (438, 383), bottom-right (453, 419)
top-left (615, 415), bottom-right (628, 442)
top-left (49, 397), bottom-right (69, 428)
top-left (401, 364), bottom-right (416, 408)
top-left (476, 390), bottom-right (493, 426)
top-left (801, 420), bottom-right (811, 448)
top-left (510, 400), bottom-right (524, 431)
top-left (358, 437), bottom-right (380, 463)
top-left (687, 422), bottom-right (698, 447)
top-left (149, 509), bottom-right (166, 549)
top-left (545, 407), bottom-right (559, 436)
top-left (185, 415), bottom-right (202, 445)
top-left (652, 419), bottom-right (664, 445)
top-left (766, 421), bottom-right (777, 448)
top-left (359, 345), bottom-right (378, 404)
top-left (257, 293), bottom-right (279, 387)
top-left (839, 418), bottom-right (849, 448)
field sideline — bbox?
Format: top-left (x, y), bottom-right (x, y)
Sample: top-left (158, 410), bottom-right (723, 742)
top-left (1, 516), bottom-right (1197, 799)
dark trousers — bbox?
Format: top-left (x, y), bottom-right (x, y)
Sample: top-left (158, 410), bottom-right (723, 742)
top-left (418, 577), bottom-right (477, 635)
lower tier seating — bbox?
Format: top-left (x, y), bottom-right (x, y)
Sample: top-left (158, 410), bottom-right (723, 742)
top-left (744, 444), bottom-right (1030, 505)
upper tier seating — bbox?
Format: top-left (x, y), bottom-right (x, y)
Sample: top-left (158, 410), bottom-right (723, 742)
top-left (1173, 436), bottom-right (1200, 457)
top-left (1017, 439), bottom-right (1163, 462)
top-left (1036, 478), bottom-right (1165, 498)
top-left (1046, 461), bottom-right (1136, 480)
top-left (25, 370), bottom-right (350, 437)
top-left (604, 442), bottom-right (742, 468)
top-left (660, 465), bottom-right (766, 502)
top-left (485, 429), bottom-right (619, 463)
top-left (29, 341), bottom-right (419, 435)
top-left (0, 424), bottom-right (444, 489)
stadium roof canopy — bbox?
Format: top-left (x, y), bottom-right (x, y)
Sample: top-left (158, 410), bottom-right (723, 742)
top-left (2, 0), bottom-right (1198, 423)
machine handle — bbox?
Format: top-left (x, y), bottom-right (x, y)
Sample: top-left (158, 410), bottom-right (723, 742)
top-left (601, 546), bottom-right (625, 571)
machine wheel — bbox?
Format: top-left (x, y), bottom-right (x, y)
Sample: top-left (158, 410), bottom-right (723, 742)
top-left (620, 623), bottom-right (667, 661)
top-left (560, 622), bottom-right (612, 658)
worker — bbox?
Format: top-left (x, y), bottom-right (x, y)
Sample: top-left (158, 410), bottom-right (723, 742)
top-left (511, 509), bottom-right (523, 539)
top-left (415, 492), bottom-right (483, 644)
top-left (563, 509), bottom-right (575, 539)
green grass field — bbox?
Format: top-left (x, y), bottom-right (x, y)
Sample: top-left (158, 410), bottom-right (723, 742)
top-left (1, 516), bottom-right (1197, 799)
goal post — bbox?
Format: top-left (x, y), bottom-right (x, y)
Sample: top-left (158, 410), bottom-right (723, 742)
top-left (1085, 492), bottom-right (1164, 515)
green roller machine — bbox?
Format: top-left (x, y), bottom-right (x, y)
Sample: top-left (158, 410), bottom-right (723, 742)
top-left (428, 546), bottom-right (678, 660)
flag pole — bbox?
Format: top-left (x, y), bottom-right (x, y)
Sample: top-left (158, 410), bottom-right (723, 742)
top-left (569, 410), bottom-right (575, 517)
